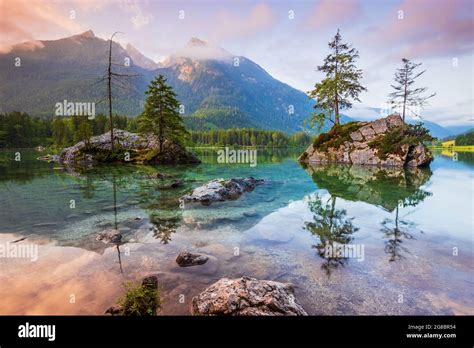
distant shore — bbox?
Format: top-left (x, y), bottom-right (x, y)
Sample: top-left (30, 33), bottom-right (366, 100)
top-left (429, 145), bottom-right (474, 152)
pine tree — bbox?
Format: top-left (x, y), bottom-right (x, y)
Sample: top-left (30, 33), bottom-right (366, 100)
top-left (138, 75), bottom-right (189, 152)
top-left (307, 29), bottom-right (366, 129)
top-left (77, 118), bottom-right (93, 149)
top-left (388, 58), bottom-right (436, 122)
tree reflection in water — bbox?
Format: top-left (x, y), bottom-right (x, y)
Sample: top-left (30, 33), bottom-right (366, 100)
top-left (137, 170), bottom-right (187, 244)
top-left (381, 188), bottom-right (431, 262)
top-left (304, 194), bottom-right (358, 277)
top-left (303, 163), bottom-right (432, 265)
top-left (150, 214), bottom-right (181, 244)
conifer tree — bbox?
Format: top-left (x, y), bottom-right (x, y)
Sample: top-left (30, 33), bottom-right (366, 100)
top-left (388, 58), bottom-right (436, 122)
top-left (138, 75), bottom-right (188, 151)
top-left (307, 29), bottom-right (366, 129)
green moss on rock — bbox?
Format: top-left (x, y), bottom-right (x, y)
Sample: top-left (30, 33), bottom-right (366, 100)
top-left (368, 123), bottom-right (433, 160)
top-left (313, 122), bottom-right (364, 152)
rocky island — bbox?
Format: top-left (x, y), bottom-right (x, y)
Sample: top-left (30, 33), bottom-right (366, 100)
top-left (59, 129), bottom-right (200, 166)
top-left (299, 114), bottom-right (433, 167)
top-left (180, 177), bottom-right (265, 206)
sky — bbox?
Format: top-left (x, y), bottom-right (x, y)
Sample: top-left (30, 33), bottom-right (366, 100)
top-left (1, 0), bottom-right (473, 127)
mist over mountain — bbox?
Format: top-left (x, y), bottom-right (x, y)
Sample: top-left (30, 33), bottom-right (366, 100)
top-left (0, 31), bottom-right (351, 133)
top-left (125, 43), bottom-right (161, 70)
top-left (4, 31), bottom-right (454, 137)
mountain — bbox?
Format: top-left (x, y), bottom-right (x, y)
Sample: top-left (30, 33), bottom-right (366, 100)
top-left (406, 119), bottom-right (452, 139)
top-left (0, 31), bottom-right (351, 133)
top-left (454, 129), bottom-right (474, 145)
top-left (441, 127), bottom-right (474, 141)
top-left (125, 43), bottom-right (160, 70)
top-left (445, 124), bottom-right (474, 137)
top-left (0, 30), bottom-right (152, 117)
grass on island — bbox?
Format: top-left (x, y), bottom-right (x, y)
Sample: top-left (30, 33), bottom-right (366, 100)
top-left (368, 124), bottom-right (433, 160)
top-left (312, 122), bottom-right (364, 152)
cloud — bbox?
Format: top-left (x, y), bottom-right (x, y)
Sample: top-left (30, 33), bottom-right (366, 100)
top-left (118, 0), bottom-right (152, 30)
top-left (366, 0), bottom-right (474, 60)
top-left (210, 4), bottom-right (275, 41)
top-left (131, 13), bottom-right (152, 30)
top-left (172, 38), bottom-right (230, 60)
top-left (306, 0), bottom-right (362, 29)
top-left (0, 0), bottom-right (83, 53)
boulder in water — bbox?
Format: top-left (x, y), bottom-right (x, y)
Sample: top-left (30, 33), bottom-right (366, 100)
top-left (191, 276), bottom-right (308, 316)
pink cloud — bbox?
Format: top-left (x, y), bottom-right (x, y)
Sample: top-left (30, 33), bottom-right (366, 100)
top-left (367, 0), bottom-right (473, 59)
top-left (0, 0), bottom-right (83, 53)
top-left (210, 4), bottom-right (275, 41)
top-left (306, 0), bottom-right (362, 29)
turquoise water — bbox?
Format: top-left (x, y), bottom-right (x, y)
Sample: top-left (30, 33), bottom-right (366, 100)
top-left (0, 148), bottom-right (472, 315)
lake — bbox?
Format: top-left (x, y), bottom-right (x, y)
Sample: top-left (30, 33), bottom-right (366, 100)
top-left (0, 148), bottom-right (472, 315)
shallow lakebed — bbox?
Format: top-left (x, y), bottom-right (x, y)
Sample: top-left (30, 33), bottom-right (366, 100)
top-left (0, 148), bottom-right (472, 315)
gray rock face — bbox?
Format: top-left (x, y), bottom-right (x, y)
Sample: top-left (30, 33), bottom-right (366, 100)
top-left (407, 144), bottom-right (431, 167)
top-left (59, 129), bottom-right (200, 166)
top-left (299, 114), bottom-right (432, 167)
top-left (176, 251), bottom-right (209, 267)
top-left (191, 276), bottom-right (308, 316)
top-left (96, 229), bottom-right (122, 244)
top-left (180, 177), bottom-right (264, 206)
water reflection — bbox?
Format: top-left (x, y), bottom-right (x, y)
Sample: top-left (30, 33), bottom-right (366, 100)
top-left (432, 148), bottom-right (474, 166)
top-left (304, 194), bottom-right (358, 276)
top-left (0, 149), bottom-right (56, 182)
top-left (304, 164), bottom-right (433, 263)
top-left (194, 147), bottom-right (303, 164)
top-left (137, 170), bottom-right (191, 244)
top-left (381, 206), bottom-right (416, 262)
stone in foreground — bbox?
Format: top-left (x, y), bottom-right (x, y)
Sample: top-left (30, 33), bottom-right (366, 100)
top-left (176, 251), bottom-right (209, 267)
top-left (191, 276), bottom-right (308, 316)
top-left (299, 114), bottom-right (432, 167)
top-left (180, 177), bottom-right (264, 206)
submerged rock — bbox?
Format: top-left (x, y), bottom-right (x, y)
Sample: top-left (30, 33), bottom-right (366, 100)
top-left (170, 180), bottom-right (184, 188)
top-left (180, 177), bottom-right (264, 206)
top-left (299, 114), bottom-right (432, 167)
top-left (141, 275), bottom-right (159, 290)
top-left (96, 229), bottom-right (122, 244)
top-left (59, 129), bottom-right (200, 166)
top-left (191, 276), bottom-right (308, 316)
top-left (176, 251), bottom-right (209, 267)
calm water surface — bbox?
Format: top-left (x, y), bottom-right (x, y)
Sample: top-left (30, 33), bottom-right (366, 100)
top-left (0, 148), bottom-right (472, 314)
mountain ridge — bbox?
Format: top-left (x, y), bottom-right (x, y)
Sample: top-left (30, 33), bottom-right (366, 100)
top-left (2, 30), bottom-right (337, 133)
top-left (1, 30), bottom-right (453, 137)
